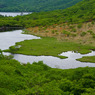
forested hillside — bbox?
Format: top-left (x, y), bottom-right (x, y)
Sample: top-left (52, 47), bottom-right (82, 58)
top-left (17, 0), bottom-right (95, 26)
top-left (0, 0), bottom-right (95, 28)
top-left (0, 0), bottom-right (82, 12)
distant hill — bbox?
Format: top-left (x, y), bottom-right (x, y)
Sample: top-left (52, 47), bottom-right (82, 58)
top-left (0, 0), bottom-right (95, 28)
top-left (60, 0), bottom-right (95, 23)
top-left (0, 0), bottom-right (82, 12)
top-left (23, 0), bottom-right (95, 25)
top-left (12, 0), bottom-right (95, 27)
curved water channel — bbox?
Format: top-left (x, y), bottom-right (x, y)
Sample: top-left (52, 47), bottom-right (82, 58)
top-left (1, 30), bottom-right (95, 69)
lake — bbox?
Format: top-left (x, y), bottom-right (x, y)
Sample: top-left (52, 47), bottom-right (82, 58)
top-left (0, 12), bottom-right (31, 17)
top-left (1, 29), bottom-right (95, 69)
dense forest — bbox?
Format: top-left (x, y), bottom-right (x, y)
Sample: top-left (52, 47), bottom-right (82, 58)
top-left (0, 0), bottom-right (82, 12)
top-left (0, 51), bottom-right (95, 95)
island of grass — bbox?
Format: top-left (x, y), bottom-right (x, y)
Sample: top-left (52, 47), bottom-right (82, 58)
top-left (77, 56), bottom-right (95, 63)
top-left (4, 36), bottom-right (95, 59)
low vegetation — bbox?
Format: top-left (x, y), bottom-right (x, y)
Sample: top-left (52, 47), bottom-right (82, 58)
top-left (77, 56), bottom-right (95, 63)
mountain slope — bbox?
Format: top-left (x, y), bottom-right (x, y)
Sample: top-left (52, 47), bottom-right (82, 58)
top-left (8, 0), bottom-right (94, 27)
top-left (61, 0), bottom-right (95, 23)
top-left (24, 0), bottom-right (95, 24)
top-left (0, 0), bottom-right (95, 28)
top-left (0, 0), bottom-right (82, 12)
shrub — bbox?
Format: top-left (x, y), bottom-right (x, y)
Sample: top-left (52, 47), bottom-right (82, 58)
top-left (56, 32), bottom-right (59, 35)
top-left (9, 46), bottom-right (18, 52)
top-left (63, 24), bottom-right (66, 27)
top-left (4, 55), bottom-right (14, 60)
top-left (43, 27), bottom-right (47, 30)
top-left (51, 30), bottom-right (58, 34)
top-left (88, 24), bottom-right (91, 27)
top-left (87, 30), bottom-right (94, 35)
top-left (71, 28), bottom-right (76, 32)
top-left (0, 49), bottom-right (2, 55)
top-left (91, 21), bottom-right (94, 25)
top-left (52, 25), bottom-right (56, 28)
top-left (92, 34), bottom-right (95, 38)
top-left (52, 30), bottom-right (55, 34)
top-left (23, 29), bottom-right (29, 34)
top-left (69, 25), bottom-right (75, 29)
top-left (63, 30), bottom-right (71, 37)
top-left (55, 30), bottom-right (58, 32)
top-left (71, 34), bottom-right (77, 37)
top-left (80, 32), bottom-right (86, 37)
top-left (45, 31), bottom-right (49, 33)
top-left (77, 23), bottom-right (82, 28)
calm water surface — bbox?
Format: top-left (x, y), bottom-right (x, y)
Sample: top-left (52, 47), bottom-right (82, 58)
top-left (1, 30), bottom-right (95, 69)
top-left (0, 30), bottom-right (40, 50)
top-left (0, 12), bottom-right (31, 17)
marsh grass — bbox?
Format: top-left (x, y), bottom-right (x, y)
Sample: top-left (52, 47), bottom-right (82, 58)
top-left (77, 56), bottom-right (95, 63)
top-left (6, 37), bottom-right (95, 59)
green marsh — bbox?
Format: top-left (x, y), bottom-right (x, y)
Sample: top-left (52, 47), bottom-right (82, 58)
top-left (77, 56), bottom-right (95, 63)
top-left (6, 37), bottom-right (95, 59)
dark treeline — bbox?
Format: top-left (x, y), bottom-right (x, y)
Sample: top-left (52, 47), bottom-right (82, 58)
top-left (0, 0), bottom-right (82, 12)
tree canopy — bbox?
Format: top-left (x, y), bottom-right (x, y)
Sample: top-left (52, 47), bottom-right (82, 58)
top-left (0, 53), bottom-right (95, 95)
top-left (0, 0), bottom-right (95, 29)
top-left (0, 0), bottom-right (82, 12)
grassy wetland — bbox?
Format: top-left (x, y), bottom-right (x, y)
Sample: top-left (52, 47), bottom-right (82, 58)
top-left (21, 21), bottom-right (95, 62)
top-left (4, 20), bottom-right (95, 60)
top-left (5, 34), bottom-right (95, 59)
top-left (77, 56), bottom-right (95, 63)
